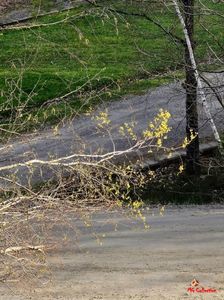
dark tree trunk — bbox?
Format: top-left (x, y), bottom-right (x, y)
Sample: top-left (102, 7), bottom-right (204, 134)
top-left (183, 0), bottom-right (200, 175)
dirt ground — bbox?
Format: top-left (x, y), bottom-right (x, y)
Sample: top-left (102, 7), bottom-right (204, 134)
top-left (1, 205), bottom-right (224, 299)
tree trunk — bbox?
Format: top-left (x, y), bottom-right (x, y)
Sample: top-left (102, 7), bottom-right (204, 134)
top-left (183, 0), bottom-right (200, 175)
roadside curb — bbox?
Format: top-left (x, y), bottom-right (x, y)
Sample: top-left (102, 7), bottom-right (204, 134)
top-left (137, 141), bottom-right (218, 171)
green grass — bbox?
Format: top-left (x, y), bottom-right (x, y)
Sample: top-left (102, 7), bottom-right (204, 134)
top-left (0, 1), bottom-right (223, 137)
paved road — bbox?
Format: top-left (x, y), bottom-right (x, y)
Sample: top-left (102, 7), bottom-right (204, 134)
top-left (0, 0), bottom-right (85, 25)
top-left (0, 73), bottom-right (223, 188)
top-left (1, 205), bottom-right (224, 299)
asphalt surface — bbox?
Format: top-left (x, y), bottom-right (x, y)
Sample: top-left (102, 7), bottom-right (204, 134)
top-left (0, 0), bottom-right (85, 25)
top-left (0, 73), bottom-right (224, 188)
top-left (1, 205), bottom-right (224, 299)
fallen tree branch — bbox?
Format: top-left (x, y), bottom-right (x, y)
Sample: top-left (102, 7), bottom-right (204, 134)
top-left (1, 245), bottom-right (45, 255)
top-left (0, 16), bottom-right (71, 31)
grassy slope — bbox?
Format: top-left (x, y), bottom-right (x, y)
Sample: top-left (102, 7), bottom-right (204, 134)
top-left (0, 1), bottom-right (223, 135)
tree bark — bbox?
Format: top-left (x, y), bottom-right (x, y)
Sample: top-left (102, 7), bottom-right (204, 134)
top-left (183, 0), bottom-right (200, 175)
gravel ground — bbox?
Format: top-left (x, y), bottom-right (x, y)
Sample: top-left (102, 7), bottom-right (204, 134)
top-left (1, 205), bottom-right (224, 299)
